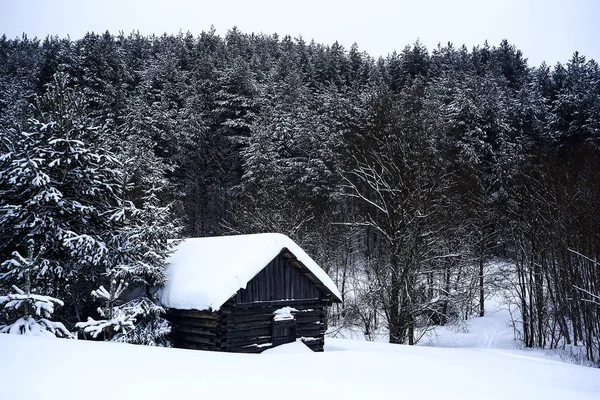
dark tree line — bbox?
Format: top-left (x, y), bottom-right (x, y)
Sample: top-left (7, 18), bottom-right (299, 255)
top-left (0, 30), bottom-right (599, 363)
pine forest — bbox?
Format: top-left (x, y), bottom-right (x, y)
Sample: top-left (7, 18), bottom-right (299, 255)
top-left (1, 29), bottom-right (599, 365)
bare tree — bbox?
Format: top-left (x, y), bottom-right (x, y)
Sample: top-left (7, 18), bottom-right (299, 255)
top-left (339, 83), bottom-right (453, 344)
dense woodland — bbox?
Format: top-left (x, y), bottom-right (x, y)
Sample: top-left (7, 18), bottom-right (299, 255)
top-left (0, 29), bottom-right (599, 363)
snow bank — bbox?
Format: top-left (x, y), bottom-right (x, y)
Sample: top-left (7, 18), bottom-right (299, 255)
top-left (158, 233), bottom-right (341, 310)
top-left (262, 339), bottom-right (313, 354)
top-left (1, 334), bottom-right (599, 400)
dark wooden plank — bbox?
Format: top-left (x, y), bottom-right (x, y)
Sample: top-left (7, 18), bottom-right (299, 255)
top-left (226, 336), bottom-right (272, 348)
top-left (225, 327), bottom-right (272, 340)
top-left (224, 341), bottom-right (269, 351)
top-left (296, 326), bottom-right (325, 334)
top-left (167, 309), bottom-right (219, 320)
top-left (223, 321), bottom-right (272, 332)
top-left (291, 310), bottom-right (325, 319)
top-left (230, 308), bottom-right (321, 319)
top-left (174, 326), bottom-right (219, 337)
top-left (223, 325), bottom-right (324, 341)
top-left (225, 313), bottom-right (278, 324)
top-left (294, 313), bottom-right (325, 322)
top-left (280, 250), bottom-right (340, 302)
top-left (223, 318), bottom-right (322, 331)
top-left (226, 310), bottom-right (321, 321)
top-left (171, 315), bottom-right (221, 327)
top-left (168, 318), bottom-right (220, 328)
top-left (226, 310), bottom-right (320, 322)
top-left (295, 318), bottom-right (325, 325)
top-left (223, 309), bottom-right (323, 327)
top-left (234, 298), bottom-right (321, 310)
top-left (170, 332), bottom-right (218, 347)
top-left (296, 324), bottom-right (326, 332)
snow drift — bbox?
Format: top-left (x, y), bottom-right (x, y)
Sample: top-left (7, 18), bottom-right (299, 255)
top-left (1, 334), bottom-right (599, 400)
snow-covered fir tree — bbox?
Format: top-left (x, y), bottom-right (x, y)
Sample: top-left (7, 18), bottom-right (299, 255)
top-left (0, 72), bottom-right (176, 344)
top-left (75, 77), bottom-right (178, 345)
top-left (76, 278), bottom-right (135, 340)
top-left (110, 297), bottom-right (171, 347)
top-left (0, 72), bottom-right (127, 320)
top-left (92, 95), bottom-right (179, 346)
top-left (76, 273), bottom-right (171, 346)
top-left (0, 241), bottom-right (71, 337)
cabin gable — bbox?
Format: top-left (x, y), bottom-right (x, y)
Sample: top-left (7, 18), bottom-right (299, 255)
top-left (233, 252), bottom-right (321, 303)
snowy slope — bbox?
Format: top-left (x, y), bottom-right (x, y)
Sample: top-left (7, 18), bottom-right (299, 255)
top-left (1, 334), bottom-right (598, 400)
top-left (159, 233), bottom-right (341, 310)
top-left (420, 297), bottom-right (519, 348)
top-left (330, 296), bottom-right (520, 346)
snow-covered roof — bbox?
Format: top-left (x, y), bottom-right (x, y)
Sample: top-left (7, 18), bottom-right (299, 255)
top-left (158, 233), bottom-right (342, 311)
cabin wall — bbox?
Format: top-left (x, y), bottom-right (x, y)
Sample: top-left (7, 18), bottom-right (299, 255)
top-left (220, 298), bottom-right (328, 353)
top-left (166, 309), bottom-right (222, 351)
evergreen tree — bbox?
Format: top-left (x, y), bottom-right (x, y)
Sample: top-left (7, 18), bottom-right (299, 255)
top-left (0, 73), bottom-right (124, 317)
top-left (76, 278), bottom-right (135, 340)
top-left (0, 72), bottom-right (174, 340)
top-left (0, 241), bottom-right (71, 337)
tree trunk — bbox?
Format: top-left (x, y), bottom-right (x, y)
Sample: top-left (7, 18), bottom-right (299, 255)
top-left (389, 254), bottom-right (401, 344)
top-left (479, 256), bottom-right (485, 317)
top-left (408, 315), bottom-right (415, 345)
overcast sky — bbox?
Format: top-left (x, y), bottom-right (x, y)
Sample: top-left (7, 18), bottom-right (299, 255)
top-left (2, 0), bottom-right (599, 67)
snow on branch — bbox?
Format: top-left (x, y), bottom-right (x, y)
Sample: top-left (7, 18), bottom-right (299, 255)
top-left (0, 285), bottom-right (64, 317)
top-left (568, 249), bottom-right (600, 307)
top-left (0, 286), bottom-right (72, 338)
top-left (76, 314), bottom-right (136, 339)
top-left (0, 316), bottom-right (71, 337)
top-left (573, 285), bottom-right (600, 307)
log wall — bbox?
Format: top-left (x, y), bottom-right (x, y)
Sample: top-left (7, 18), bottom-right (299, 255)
top-left (221, 298), bottom-right (328, 353)
top-left (166, 309), bottom-right (222, 351)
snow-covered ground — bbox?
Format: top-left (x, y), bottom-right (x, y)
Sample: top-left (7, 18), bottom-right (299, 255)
top-left (1, 289), bottom-right (598, 399)
top-left (2, 308), bottom-right (599, 400)
top-left (420, 297), bottom-right (520, 348)
top-left (331, 295), bottom-right (587, 365)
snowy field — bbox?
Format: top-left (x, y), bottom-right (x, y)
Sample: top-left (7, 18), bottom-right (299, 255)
top-left (2, 305), bottom-right (600, 400)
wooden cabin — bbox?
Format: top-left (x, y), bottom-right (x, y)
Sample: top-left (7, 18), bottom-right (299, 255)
top-left (158, 233), bottom-right (342, 353)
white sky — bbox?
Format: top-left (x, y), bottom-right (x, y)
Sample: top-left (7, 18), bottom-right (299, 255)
top-left (1, 0), bottom-right (599, 66)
